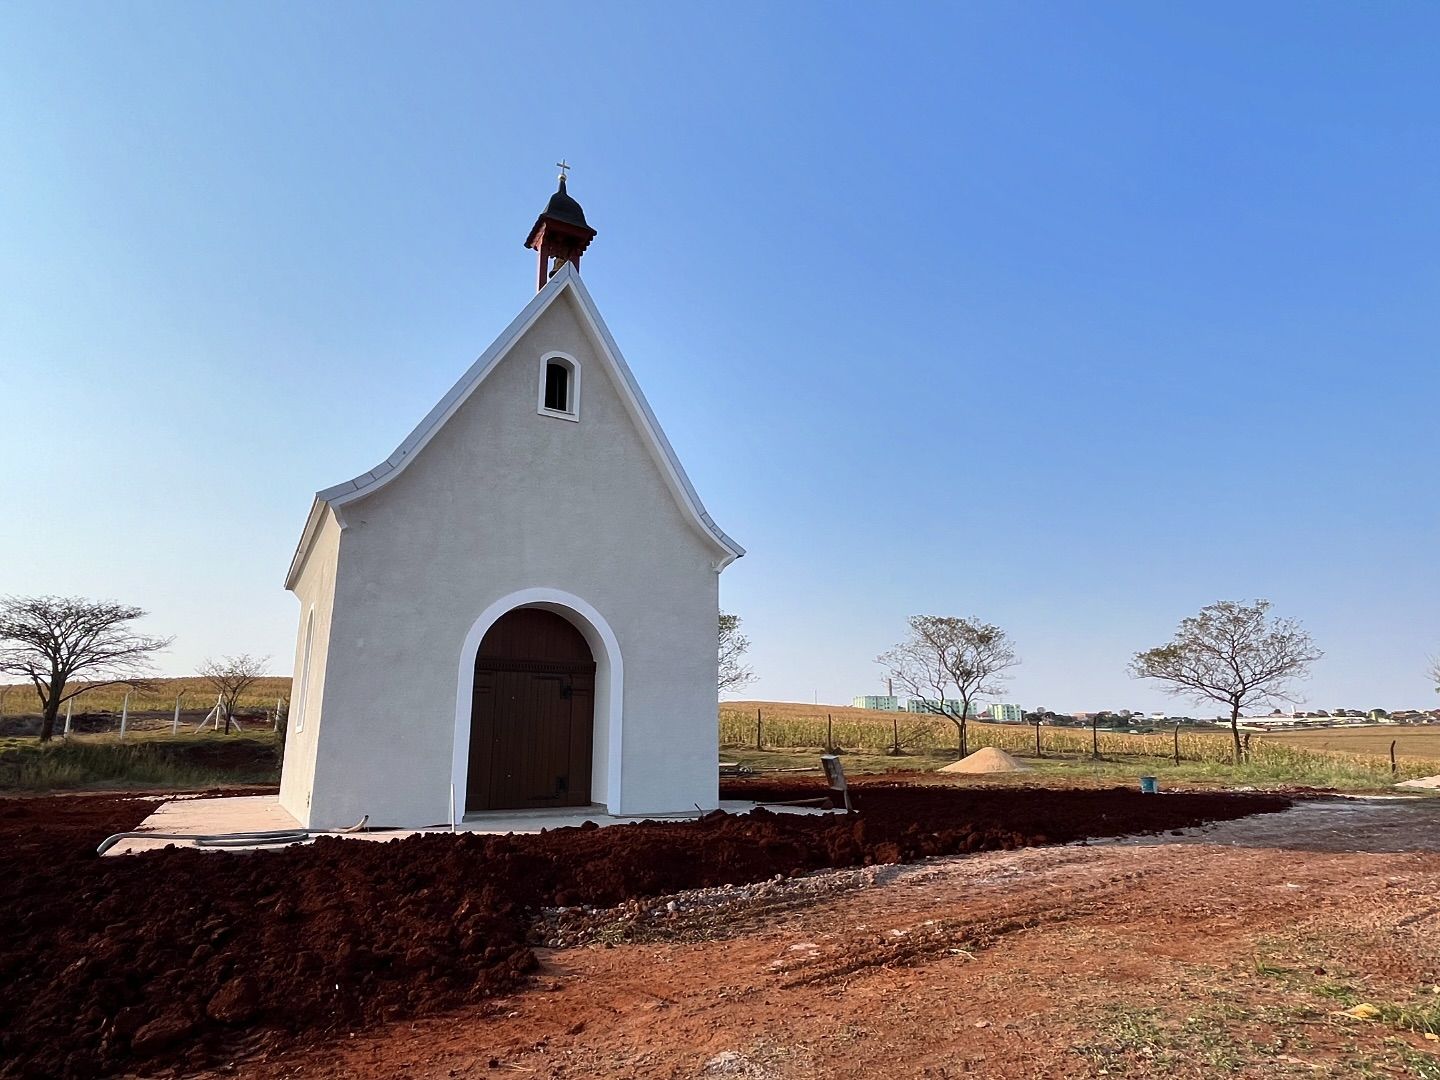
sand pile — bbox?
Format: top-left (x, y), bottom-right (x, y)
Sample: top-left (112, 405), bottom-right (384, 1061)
top-left (1396, 775), bottom-right (1440, 790)
top-left (939, 747), bottom-right (1032, 774)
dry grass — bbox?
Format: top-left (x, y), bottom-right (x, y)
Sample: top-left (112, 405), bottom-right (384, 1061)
top-left (721, 700), bottom-right (1440, 787)
top-left (723, 699), bottom-right (1184, 758)
top-left (1258, 724), bottom-right (1440, 759)
top-left (0, 676), bottom-right (292, 716)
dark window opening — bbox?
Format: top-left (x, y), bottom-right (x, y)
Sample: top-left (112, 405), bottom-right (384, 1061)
top-left (544, 361), bottom-right (570, 412)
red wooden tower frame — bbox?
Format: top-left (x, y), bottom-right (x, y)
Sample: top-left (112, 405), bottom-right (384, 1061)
top-left (524, 166), bottom-right (597, 291)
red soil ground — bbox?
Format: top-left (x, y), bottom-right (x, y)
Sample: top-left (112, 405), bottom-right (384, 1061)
top-left (209, 795), bottom-right (1440, 1080)
top-left (0, 779), bottom-right (1288, 1079)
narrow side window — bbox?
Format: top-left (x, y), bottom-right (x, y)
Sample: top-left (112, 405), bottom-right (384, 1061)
top-left (295, 609), bottom-right (315, 733)
top-left (538, 354), bottom-right (580, 419)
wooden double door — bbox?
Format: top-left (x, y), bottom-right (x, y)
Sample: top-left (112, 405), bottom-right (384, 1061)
top-left (467, 608), bottom-right (595, 812)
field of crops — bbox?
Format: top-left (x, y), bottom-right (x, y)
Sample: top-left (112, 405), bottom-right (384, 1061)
top-left (720, 701), bottom-right (1440, 785)
top-left (0, 676), bottom-right (292, 717)
top-left (1259, 724), bottom-right (1440, 759)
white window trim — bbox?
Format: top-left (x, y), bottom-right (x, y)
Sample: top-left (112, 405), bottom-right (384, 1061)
top-left (536, 350), bottom-right (581, 422)
top-left (294, 606), bottom-right (316, 733)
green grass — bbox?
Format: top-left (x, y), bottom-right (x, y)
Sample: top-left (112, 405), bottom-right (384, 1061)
top-left (724, 744), bottom-right (1440, 791)
top-left (723, 705), bottom-right (1440, 787)
top-left (0, 731), bottom-right (280, 791)
top-left (1071, 993), bottom-right (1440, 1078)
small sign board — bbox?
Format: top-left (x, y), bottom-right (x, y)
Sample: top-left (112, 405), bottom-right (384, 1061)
top-left (820, 754), bottom-right (852, 812)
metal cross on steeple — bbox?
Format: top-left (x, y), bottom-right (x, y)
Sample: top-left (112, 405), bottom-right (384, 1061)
top-left (555, 159), bottom-right (571, 182)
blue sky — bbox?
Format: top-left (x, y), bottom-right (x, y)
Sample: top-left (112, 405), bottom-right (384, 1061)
top-left (2, 3), bottom-right (1436, 714)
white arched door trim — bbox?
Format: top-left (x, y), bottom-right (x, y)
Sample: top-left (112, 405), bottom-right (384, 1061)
top-left (451, 588), bottom-right (623, 822)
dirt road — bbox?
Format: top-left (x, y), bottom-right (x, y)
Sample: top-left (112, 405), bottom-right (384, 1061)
top-left (196, 796), bottom-right (1440, 1079)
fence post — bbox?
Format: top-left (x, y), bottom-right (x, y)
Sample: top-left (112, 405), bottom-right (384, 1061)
top-left (1034, 718), bottom-right (1042, 758)
top-left (172, 691), bottom-right (184, 735)
top-left (827, 713), bottom-right (833, 753)
top-left (119, 690), bottom-right (131, 740)
top-left (755, 707), bottom-right (762, 751)
top-left (1391, 739), bottom-right (1398, 778)
top-left (64, 699), bottom-right (73, 738)
top-left (1173, 722), bottom-right (1181, 765)
top-left (892, 715), bottom-right (900, 755)
top-left (1091, 716), bottom-right (1099, 759)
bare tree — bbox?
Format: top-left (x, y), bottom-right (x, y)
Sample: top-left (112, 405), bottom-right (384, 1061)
top-left (718, 612), bottom-right (754, 694)
top-left (878, 615), bottom-right (1018, 757)
top-left (1429, 655), bottom-right (1440, 696)
top-left (1129, 600), bottom-right (1322, 763)
top-left (0, 596), bottom-right (171, 742)
top-left (196, 654), bottom-right (270, 734)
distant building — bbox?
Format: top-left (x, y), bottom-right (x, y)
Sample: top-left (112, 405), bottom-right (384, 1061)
top-left (907, 698), bottom-right (973, 717)
top-left (988, 703), bottom-right (1024, 723)
top-left (852, 695), bottom-right (900, 711)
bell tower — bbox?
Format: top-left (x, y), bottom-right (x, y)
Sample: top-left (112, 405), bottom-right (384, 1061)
top-left (524, 162), bottom-right (597, 291)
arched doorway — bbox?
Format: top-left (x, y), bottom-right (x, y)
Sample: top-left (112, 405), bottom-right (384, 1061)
top-left (466, 607), bottom-right (596, 812)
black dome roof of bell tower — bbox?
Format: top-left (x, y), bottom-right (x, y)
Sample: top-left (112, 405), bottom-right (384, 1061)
top-left (539, 177), bottom-right (589, 229)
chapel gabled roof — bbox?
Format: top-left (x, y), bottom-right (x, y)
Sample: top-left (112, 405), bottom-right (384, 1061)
top-left (284, 262), bottom-right (743, 589)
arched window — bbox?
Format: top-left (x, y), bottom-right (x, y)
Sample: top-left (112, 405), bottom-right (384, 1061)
top-left (294, 608), bottom-right (315, 734)
top-left (537, 353), bottom-right (580, 420)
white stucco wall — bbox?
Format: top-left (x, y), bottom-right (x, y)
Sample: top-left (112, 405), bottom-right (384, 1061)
top-left (278, 505), bottom-right (341, 826)
top-left (292, 288), bottom-right (724, 828)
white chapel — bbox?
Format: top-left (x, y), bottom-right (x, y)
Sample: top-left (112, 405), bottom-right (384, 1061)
top-left (278, 172), bottom-right (744, 829)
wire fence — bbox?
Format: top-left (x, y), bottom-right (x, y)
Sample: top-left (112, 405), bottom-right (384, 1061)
top-left (720, 707), bottom-right (1440, 782)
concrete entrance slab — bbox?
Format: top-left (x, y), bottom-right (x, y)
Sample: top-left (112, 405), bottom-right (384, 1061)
top-left (102, 794), bottom-right (834, 856)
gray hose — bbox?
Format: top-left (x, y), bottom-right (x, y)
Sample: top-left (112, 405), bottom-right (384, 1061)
top-left (96, 829), bottom-right (311, 855)
top-left (97, 816), bottom-right (371, 855)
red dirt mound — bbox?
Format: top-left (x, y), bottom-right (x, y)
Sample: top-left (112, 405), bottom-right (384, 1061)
top-left (0, 783), bottom-right (1289, 1079)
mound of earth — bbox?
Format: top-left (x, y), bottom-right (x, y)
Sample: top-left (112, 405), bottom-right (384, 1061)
top-left (0, 783), bottom-right (1288, 1079)
top-left (939, 747), bottom-right (1032, 774)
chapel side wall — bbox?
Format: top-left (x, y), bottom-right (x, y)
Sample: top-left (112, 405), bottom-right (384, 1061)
top-left (277, 507), bottom-right (342, 828)
top-left (611, 565), bottom-right (720, 815)
top-left (301, 290), bottom-right (724, 828)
